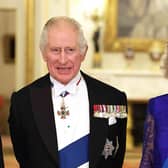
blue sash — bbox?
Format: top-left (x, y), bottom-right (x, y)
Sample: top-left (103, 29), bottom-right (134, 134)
top-left (59, 134), bottom-right (89, 168)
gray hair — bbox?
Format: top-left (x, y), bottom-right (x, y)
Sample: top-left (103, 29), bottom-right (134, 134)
top-left (39, 16), bottom-right (88, 54)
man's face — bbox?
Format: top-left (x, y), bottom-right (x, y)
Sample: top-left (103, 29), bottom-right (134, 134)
top-left (42, 23), bottom-right (87, 84)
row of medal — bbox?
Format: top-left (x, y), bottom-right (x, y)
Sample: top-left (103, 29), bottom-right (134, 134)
top-left (93, 104), bottom-right (127, 119)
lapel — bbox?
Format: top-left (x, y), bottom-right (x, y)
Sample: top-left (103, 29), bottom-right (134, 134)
top-left (30, 72), bottom-right (109, 167)
top-left (30, 75), bottom-right (58, 164)
top-left (82, 72), bottom-right (108, 167)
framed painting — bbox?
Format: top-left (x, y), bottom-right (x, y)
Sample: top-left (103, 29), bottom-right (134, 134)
top-left (3, 34), bottom-right (15, 63)
top-left (103, 0), bottom-right (166, 52)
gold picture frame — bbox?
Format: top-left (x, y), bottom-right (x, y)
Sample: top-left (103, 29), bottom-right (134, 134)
top-left (103, 0), bottom-right (165, 52)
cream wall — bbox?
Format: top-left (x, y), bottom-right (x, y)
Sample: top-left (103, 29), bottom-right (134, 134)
top-left (0, 10), bottom-right (15, 97)
top-left (0, 0), bottom-right (168, 99)
top-left (48, 0), bottom-right (168, 101)
top-left (0, 0), bottom-right (26, 97)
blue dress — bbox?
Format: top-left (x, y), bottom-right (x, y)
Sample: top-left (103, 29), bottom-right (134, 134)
top-left (139, 94), bottom-right (168, 168)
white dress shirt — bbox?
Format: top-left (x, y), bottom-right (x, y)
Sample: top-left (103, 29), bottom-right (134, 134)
top-left (50, 72), bottom-right (90, 152)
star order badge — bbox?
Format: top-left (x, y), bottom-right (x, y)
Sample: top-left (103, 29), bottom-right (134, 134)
top-left (57, 104), bottom-right (69, 119)
top-left (57, 91), bottom-right (70, 119)
top-left (57, 97), bottom-right (69, 119)
top-left (102, 138), bottom-right (114, 159)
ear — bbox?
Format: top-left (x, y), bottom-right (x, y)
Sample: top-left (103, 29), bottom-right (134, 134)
top-left (41, 49), bottom-right (47, 62)
top-left (42, 55), bottom-right (47, 62)
top-left (81, 45), bottom-right (88, 61)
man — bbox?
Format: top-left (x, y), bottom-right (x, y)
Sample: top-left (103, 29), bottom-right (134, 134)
top-left (0, 135), bottom-right (4, 168)
top-left (8, 16), bottom-right (128, 168)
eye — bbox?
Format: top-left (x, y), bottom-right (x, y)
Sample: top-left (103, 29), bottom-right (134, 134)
top-left (65, 47), bottom-right (76, 54)
top-left (51, 47), bottom-right (61, 54)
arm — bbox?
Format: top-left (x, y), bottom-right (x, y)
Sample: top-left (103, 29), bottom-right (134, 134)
top-left (114, 93), bottom-right (128, 168)
top-left (0, 136), bottom-right (4, 168)
top-left (114, 117), bottom-right (127, 168)
top-left (101, 93), bottom-right (128, 168)
top-left (8, 92), bottom-right (28, 168)
top-left (139, 105), bottom-right (154, 168)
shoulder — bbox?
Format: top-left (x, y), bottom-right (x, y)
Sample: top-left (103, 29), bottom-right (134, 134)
top-left (81, 71), bottom-right (127, 98)
top-left (11, 74), bottom-right (50, 97)
top-left (149, 93), bottom-right (168, 104)
top-left (147, 94), bottom-right (168, 115)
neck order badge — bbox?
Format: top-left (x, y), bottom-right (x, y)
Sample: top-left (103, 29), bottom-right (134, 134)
top-left (57, 91), bottom-right (70, 119)
top-left (57, 77), bottom-right (81, 119)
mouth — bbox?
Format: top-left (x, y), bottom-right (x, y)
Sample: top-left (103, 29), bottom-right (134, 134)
top-left (56, 67), bottom-right (71, 73)
top-left (57, 67), bottom-right (71, 70)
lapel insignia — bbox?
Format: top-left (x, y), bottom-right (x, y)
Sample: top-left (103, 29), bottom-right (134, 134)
top-left (102, 138), bottom-right (114, 159)
top-left (93, 105), bottom-right (127, 119)
top-left (102, 136), bottom-right (119, 159)
top-left (113, 136), bottom-right (119, 156)
top-left (108, 116), bottom-right (117, 125)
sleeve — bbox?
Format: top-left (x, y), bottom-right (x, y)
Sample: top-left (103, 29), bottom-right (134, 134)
top-left (0, 136), bottom-right (4, 168)
top-left (115, 92), bottom-right (128, 168)
top-left (139, 101), bottom-right (154, 168)
top-left (101, 92), bottom-right (128, 168)
top-left (8, 92), bottom-right (27, 167)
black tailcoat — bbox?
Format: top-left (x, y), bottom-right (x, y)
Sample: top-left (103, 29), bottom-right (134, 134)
top-left (0, 136), bottom-right (4, 168)
top-left (8, 72), bottom-right (127, 168)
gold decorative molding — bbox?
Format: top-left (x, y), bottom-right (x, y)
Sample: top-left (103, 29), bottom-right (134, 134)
top-left (126, 103), bottom-right (134, 150)
top-left (25, 0), bottom-right (35, 83)
top-left (104, 0), bottom-right (165, 52)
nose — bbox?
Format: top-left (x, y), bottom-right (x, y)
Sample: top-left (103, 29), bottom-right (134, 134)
top-left (59, 50), bottom-right (67, 64)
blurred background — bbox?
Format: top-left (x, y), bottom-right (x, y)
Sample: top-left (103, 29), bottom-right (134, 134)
top-left (1, 0), bottom-right (168, 167)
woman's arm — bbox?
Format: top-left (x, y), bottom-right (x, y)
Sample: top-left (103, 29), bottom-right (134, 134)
top-left (139, 111), bottom-right (154, 168)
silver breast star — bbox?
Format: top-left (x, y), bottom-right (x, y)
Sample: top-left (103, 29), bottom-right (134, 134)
top-left (102, 138), bottom-right (115, 159)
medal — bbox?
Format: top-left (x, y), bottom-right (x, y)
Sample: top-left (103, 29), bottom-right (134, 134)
top-left (102, 138), bottom-right (114, 159)
top-left (57, 91), bottom-right (69, 119)
top-left (56, 77), bottom-right (81, 119)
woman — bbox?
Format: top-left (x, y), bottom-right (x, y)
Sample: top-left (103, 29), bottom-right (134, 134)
top-left (139, 94), bottom-right (168, 168)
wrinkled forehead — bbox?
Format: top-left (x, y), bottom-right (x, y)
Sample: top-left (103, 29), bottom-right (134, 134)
top-left (47, 20), bottom-right (78, 33)
top-left (47, 22), bottom-right (79, 43)
top-left (46, 21), bottom-right (80, 45)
